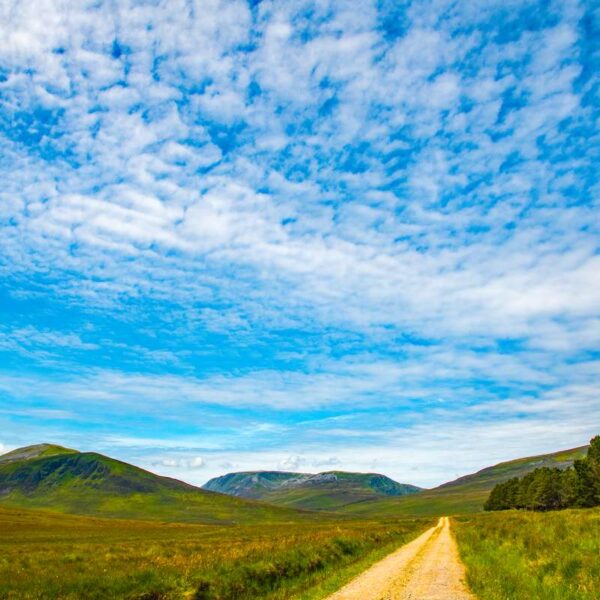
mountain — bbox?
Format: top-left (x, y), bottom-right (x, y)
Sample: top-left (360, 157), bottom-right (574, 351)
top-left (0, 444), bottom-right (311, 524)
top-left (0, 443), bottom-right (77, 463)
top-left (203, 470), bottom-right (422, 511)
top-left (339, 445), bottom-right (589, 517)
top-left (3, 441), bottom-right (586, 522)
top-left (203, 471), bottom-right (304, 498)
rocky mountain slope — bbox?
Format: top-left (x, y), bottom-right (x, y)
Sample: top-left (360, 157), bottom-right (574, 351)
top-left (204, 469), bottom-right (422, 511)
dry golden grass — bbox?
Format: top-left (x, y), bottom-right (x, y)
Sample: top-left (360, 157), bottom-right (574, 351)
top-left (0, 506), bottom-right (431, 599)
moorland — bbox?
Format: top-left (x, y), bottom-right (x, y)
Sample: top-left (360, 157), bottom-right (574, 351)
top-left (1, 438), bottom-right (598, 599)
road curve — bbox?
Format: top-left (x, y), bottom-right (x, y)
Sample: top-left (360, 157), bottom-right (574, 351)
top-left (326, 516), bottom-right (475, 600)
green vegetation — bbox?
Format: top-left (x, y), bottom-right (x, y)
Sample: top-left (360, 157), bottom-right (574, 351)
top-left (336, 445), bottom-right (588, 517)
top-left (3, 440), bottom-right (597, 599)
top-left (454, 508), bottom-right (600, 599)
top-left (205, 446), bottom-right (585, 517)
top-left (485, 435), bottom-right (600, 511)
top-left (0, 447), bottom-right (312, 525)
top-left (0, 506), bottom-right (432, 599)
top-left (204, 470), bottom-right (421, 510)
top-left (2, 442), bottom-right (587, 523)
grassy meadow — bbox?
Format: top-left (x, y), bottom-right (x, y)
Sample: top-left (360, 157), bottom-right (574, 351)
top-left (454, 508), bottom-right (600, 599)
top-left (0, 506), bottom-right (432, 600)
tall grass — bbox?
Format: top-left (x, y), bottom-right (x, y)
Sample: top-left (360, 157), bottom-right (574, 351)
top-left (0, 506), bottom-right (431, 599)
top-left (454, 508), bottom-right (600, 599)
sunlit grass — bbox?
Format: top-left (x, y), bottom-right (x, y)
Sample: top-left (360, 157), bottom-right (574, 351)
top-left (454, 508), bottom-right (600, 600)
top-left (0, 506), bottom-right (432, 599)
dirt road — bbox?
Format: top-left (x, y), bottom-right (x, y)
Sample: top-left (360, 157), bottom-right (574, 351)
top-left (326, 516), bottom-right (475, 600)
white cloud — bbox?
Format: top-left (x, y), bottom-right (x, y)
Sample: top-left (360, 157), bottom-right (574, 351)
top-left (189, 456), bottom-right (205, 469)
top-left (0, 326), bottom-right (98, 365)
top-left (0, 0), bottom-right (597, 486)
top-left (277, 455), bottom-right (305, 471)
top-left (131, 391), bottom-right (597, 487)
top-left (3, 342), bottom-right (589, 412)
top-left (1, 359), bottom-right (597, 488)
top-left (155, 455), bottom-right (205, 470)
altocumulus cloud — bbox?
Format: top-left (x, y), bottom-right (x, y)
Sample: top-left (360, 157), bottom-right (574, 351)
top-left (0, 0), bottom-right (598, 486)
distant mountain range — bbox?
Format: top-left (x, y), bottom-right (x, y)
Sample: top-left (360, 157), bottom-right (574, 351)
top-left (203, 470), bottom-right (422, 511)
top-left (0, 444), bottom-right (305, 524)
top-left (0, 441), bottom-right (589, 521)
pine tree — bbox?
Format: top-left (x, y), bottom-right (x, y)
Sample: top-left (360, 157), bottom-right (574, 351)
top-left (574, 459), bottom-right (596, 507)
top-left (587, 435), bottom-right (600, 503)
top-left (559, 468), bottom-right (578, 507)
top-left (484, 435), bottom-right (600, 511)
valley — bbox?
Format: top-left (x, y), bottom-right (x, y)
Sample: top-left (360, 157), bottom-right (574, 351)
top-left (1, 440), bottom-right (598, 599)
top-left (2, 2), bottom-right (597, 598)
top-left (202, 445), bottom-right (588, 517)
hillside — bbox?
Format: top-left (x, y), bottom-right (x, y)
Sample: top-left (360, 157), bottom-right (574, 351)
top-left (2, 442), bottom-right (587, 522)
top-left (203, 470), bottom-right (422, 511)
top-left (203, 471), bottom-right (303, 499)
top-left (0, 444), bottom-right (312, 524)
top-left (340, 445), bottom-right (589, 517)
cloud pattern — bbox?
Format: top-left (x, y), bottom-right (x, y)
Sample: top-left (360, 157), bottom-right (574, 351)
top-left (0, 0), bottom-right (598, 485)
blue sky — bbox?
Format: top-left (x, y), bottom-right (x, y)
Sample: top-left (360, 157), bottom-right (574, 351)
top-left (0, 0), bottom-right (598, 487)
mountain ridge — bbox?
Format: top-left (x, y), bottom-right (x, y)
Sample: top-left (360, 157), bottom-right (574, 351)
top-left (203, 469), bottom-right (422, 511)
top-left (1, 441), bottom-right (589, 520)
top-left (0, 443), bottom-right (78, 464)
top-left (0, 444), bottom-right (314, 524)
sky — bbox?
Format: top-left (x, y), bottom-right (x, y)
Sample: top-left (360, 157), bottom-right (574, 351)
top-left (0, 0), bottom-right (598, 488)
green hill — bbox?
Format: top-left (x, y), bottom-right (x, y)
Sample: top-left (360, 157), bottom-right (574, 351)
top-left (339, 445), bottom-right (589, 517)
top-left (203, 470), bottom-right (422, 511)
top-left (0, 444), bottom-right (312, 524)
top-left (3, 442), bottom-right (587, 522)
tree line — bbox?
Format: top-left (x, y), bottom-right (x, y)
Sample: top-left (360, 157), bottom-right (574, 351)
top-left (484, 435), bottom-right (600, 511)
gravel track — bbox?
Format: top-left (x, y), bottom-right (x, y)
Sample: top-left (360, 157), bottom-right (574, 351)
top-left (326, 517), bottom-right (475, 600)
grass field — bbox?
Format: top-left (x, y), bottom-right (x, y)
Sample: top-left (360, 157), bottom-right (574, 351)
top-left (454, 508), bottom-right (600, 599)
top-left (0, 506), bottom-right (432, 599)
